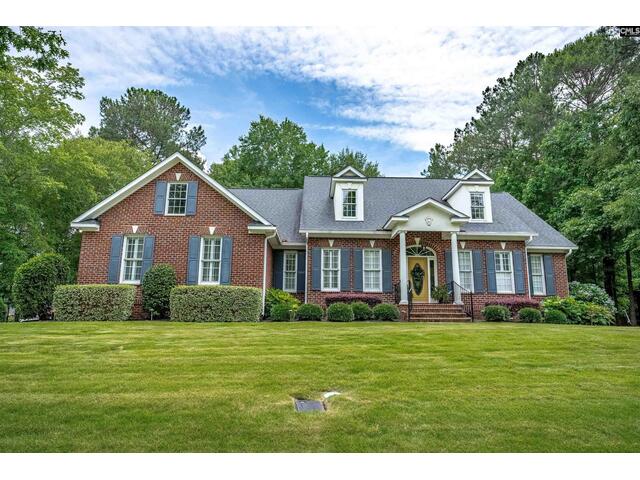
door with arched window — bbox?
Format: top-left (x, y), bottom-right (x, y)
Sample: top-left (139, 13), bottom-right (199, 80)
top-left (406, 245), bottom-right (437, 303)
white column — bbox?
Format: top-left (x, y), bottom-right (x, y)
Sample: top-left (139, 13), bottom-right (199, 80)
top-left (399, 230), bottom-right (408, 304)
top-left (450, 232), bottom-right (462, 304)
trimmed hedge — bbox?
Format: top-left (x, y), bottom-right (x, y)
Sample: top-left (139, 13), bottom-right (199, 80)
top-left (325, 294), bottom-right (382, 308)
top-left (265, 288), bottom-right (300, 319)
top-left (544, 309), bottom-right (567, 324)
top-left (490, 299), bottom-right (540, 316)
top-left (482, 305), bottom-right (510, 322)
top-left (296, 303), bottom-right (324, 321)
top-left (170, 285), bottom-right (261, 322)
top-left (373, 303), bottom-right (400, 321)
top-left (270, 303), bottom-right (294, 322)
top-left (13, 253), bottom-right (70, 320)
top-left (53, 285), bottom-right (135, 321)
top-left (518, 307), bottom-right (542, 323)
top-left (352, 301), bottom-right (373, 321)
top-left (142, 264), bottom-right (176, 319)
top-left (327, 302), bottom-right (354, 322)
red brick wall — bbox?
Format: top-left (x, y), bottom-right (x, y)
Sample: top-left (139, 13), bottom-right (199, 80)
top-left (77, 163), bottom-right (267, 318)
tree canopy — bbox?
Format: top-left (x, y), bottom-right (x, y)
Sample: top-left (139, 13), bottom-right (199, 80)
top-left (90, 87), bottom-right (207, 166)
top-left (210, 116), bottom-right (380, 188)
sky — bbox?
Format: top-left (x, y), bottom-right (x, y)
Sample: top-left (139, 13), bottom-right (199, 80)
top-left (60, 27), bottom-right (593, 176)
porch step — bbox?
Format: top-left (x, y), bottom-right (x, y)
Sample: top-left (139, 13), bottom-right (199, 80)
top-left (406, 303), bottom-right (471, 322)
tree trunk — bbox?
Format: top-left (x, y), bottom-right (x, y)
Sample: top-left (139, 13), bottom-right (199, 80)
top-left (626, 250), bottom-right (637, 326)
top-left (601, 229), bottom-right (617, 306)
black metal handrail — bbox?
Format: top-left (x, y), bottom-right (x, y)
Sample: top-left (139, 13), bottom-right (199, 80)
top-left (446, 280), bottom-right (474, 321)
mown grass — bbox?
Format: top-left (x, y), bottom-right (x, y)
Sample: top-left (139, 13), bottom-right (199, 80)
top-left (0, 321), bottom-right (638, 452)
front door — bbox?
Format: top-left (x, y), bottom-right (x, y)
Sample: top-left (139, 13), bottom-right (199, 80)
top-left (408, 257), bottom-right (429, 302)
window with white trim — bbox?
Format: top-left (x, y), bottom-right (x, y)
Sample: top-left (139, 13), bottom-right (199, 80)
top-left (342, 189), bottom-right (357, 218)
top-left (166, 182), bottom-right (188, 215)
top-left (283, 251), bottom-right (297, 292)
top-left (458, 251), bottom-right (473, 292)
top-left (363, 249), bottom-right (382, 292)
top-left (200, 237), bottom-right (222, 284)
top-left (321, 249), bottom-right (340, 291)
top-left (470, 192), bottom-right (485, 220)
top-left (494, 251), bottom-right (514, 293)
top-left (530, 254), bottom-right (546, 295)
top-left (121, 236), bottom-right (144, 283)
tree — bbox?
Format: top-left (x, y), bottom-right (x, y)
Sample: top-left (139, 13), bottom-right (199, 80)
top-left (210, 116), bottom-right (331, 188)
top-left (421, 143), bottom-right (459, 178)
top-left (327, 148), bottom-right (381, 177)
top-left (0, 27), bottom-right (84, 301)
top-left (90, 87), bottom-right (206, 166)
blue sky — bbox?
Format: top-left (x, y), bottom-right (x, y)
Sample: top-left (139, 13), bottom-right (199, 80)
top-left (61, 27), bottom-right (592, 176)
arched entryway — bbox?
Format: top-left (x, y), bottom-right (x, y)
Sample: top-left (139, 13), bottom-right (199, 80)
top-left (406, 244), bottom-right (437, 303)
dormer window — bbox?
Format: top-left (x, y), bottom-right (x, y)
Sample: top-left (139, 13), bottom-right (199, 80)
top-left (342, 190), bottom-right (357, 218)
top-left (470, 192), bottom-right (485, 220)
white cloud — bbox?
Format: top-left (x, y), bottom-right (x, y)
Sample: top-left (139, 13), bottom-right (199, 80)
top-left (62, 26), bottom-right (592, 153)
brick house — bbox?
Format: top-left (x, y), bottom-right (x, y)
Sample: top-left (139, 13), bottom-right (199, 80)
top-left (71, 153), bottom-right (576, 320)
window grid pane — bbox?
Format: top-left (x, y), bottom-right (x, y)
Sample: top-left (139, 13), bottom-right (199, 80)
top-left (470, 192), bottom-right (485, 220)
top-left (283, 252), bottom-right (297, 291)
top-left (201, 238), bottom-right (222, 283)
top-left (530, 255), bottom-right (545, 295)
top-left (342, 190), bottom-right (357, 218)
top-left (123, 237), bottom-right (144, 282)
top-left (494, 252), bottom-right (513, 292)
top-left (363, 249), bottom-right (381, 291)
top-left (322, 249), bottom-right (339, 289)
top-left (167, 183), bottom-right (188, 215)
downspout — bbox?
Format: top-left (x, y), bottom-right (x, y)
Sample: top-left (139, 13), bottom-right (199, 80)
top-left (262, 230), bottom-right (277, 316)
top-left (525, 235), bottom-right (533, 300)
top-left (304, 232), bottom-right (309, 304)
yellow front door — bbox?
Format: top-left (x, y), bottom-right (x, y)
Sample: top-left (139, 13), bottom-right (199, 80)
top-left (408, 257), bottom-right (429, 302)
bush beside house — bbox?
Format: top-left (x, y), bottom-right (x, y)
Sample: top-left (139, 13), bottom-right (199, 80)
top-left (270, 303), bottom-right (294, 321)
top-left (518, 307), bottom-right (542, 323)
top-left (544, 309), bottom-right (568, 324)
top-left (372, 304), bottom-right (400, 321)
top-left (170, 285), bottom-right (261, 322)
top-left (325, 294), bottom-right (382, 308)
top-left (482, 305), bottom-right (510, 322)
top-left (142, 264), bottom-right (177, 319)
top-left (296, 303), bottom-right (323, 321)
top-left (352, 301), bottom-right (373, 321)
top-left (12, 253), bottom-right (70, 320)
top-left (53, 285), bottom-right (135, 321)
top-left (264, 288), bottom-right (300, 319)
top-left (327, 302), bottom-right (354, 322)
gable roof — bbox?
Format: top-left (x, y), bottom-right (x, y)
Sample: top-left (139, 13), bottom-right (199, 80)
top-left (71, 153), bottom-right (272, 226)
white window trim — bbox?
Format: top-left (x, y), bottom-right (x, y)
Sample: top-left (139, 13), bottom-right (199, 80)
top-left (283, 251), bottom-right (298, 293)
top-left (458, 250), bottom-right (474, 293)
top-left (363, 248), bottom-right (382, 293)
top-left (198, 237), bottom-right (222, 285)
top-left (321, 248), bottom-right (341, 292)
top-left (342, 189), bottom-right (357, 219)
top-left (165, 182), bottom-right (188, 216)
top-left (530, 254), bottom-right (546, 296)
top-left (120, 236), bottom-right (144, 285)
top-left (495, 250), bottom-right (515, 294)
top-left (470, 191), bottom-right (485, 222)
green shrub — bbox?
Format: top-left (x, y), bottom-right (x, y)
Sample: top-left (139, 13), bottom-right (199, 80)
top-left (373, 303), bottom-right (400, 321)
top-left (270, 303), bottom-right (294, 321)
top-left (296, 303), bottom-right (324, 321)
top-left (582, 302), bottom-right (615, 325)
top-left (142, 264), bottom-right (177, 319)
top-left (265, 288), bottom-right (300, 318)
top-left (518, 307), bottom-right (542, 323)
top-left (541, 296), bottom-right (585, 324)
top-left (544, 309), bottom-right (567, 324)
top-left (327, 302), bottom-right (354, 322)
top-left (431, 285), bottom-right (450, 303)
top-left (352, 301), bottom-right (373, 321)
top-left (12, 253), bottom-right (70, 320)
top-left (482, 305), bottom-right (510, 322)
top-left (170, 285), bottom-right (261, 322)
top-left (0, 297), bottom-right (6, 322)
top-left (569, 281), bottom-right (616, 315)
top-left (53, 285), bottom-right (135, 321)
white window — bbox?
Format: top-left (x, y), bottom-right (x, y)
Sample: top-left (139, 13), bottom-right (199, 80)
top-left (166, 182), bottom-right (188, 215)
top-left (363, 249), bottom-right (382, 292)
top-left (200, 237), bottom-right (222, 284)
top-left (121, 236), bottom-right (144, 283)
top-left (530, 254), bottom-right (546, 295)
top-left (494, 251), bottom-right (514, 293)
top-left (283, 251), bottom-right (297, 292)
top-left (321, 249), bottom-right (340, 291)
top-left (470, 192), bottom-right (485, 220)
top-left (342, 190), bottom-right (357, 218)
top-left (458, 251), bottom-right (474, 292)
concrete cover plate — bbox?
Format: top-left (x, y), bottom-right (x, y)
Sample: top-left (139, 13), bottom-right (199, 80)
top-left (294, 399), bottom-right (325, 412)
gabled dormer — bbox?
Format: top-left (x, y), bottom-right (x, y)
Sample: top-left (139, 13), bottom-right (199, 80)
top-left (330, 166), bottom-right (367, 221)
top-left (442, 169), bottom-right (494, 223)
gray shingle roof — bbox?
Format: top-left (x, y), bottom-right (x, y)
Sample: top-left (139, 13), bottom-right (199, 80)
top-left (230, 177), bottom-right (575, 249)
top-left (229, 188), bottom-right (304, 243)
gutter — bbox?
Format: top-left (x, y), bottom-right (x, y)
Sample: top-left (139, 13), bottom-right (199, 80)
top-left (304, 232), bottom-right (309, 303)
top-left (262, 231), bottom-right (278, 316)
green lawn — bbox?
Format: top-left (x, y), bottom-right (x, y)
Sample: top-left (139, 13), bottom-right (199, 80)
top-left (1, 321), bottom-right (639, 452)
